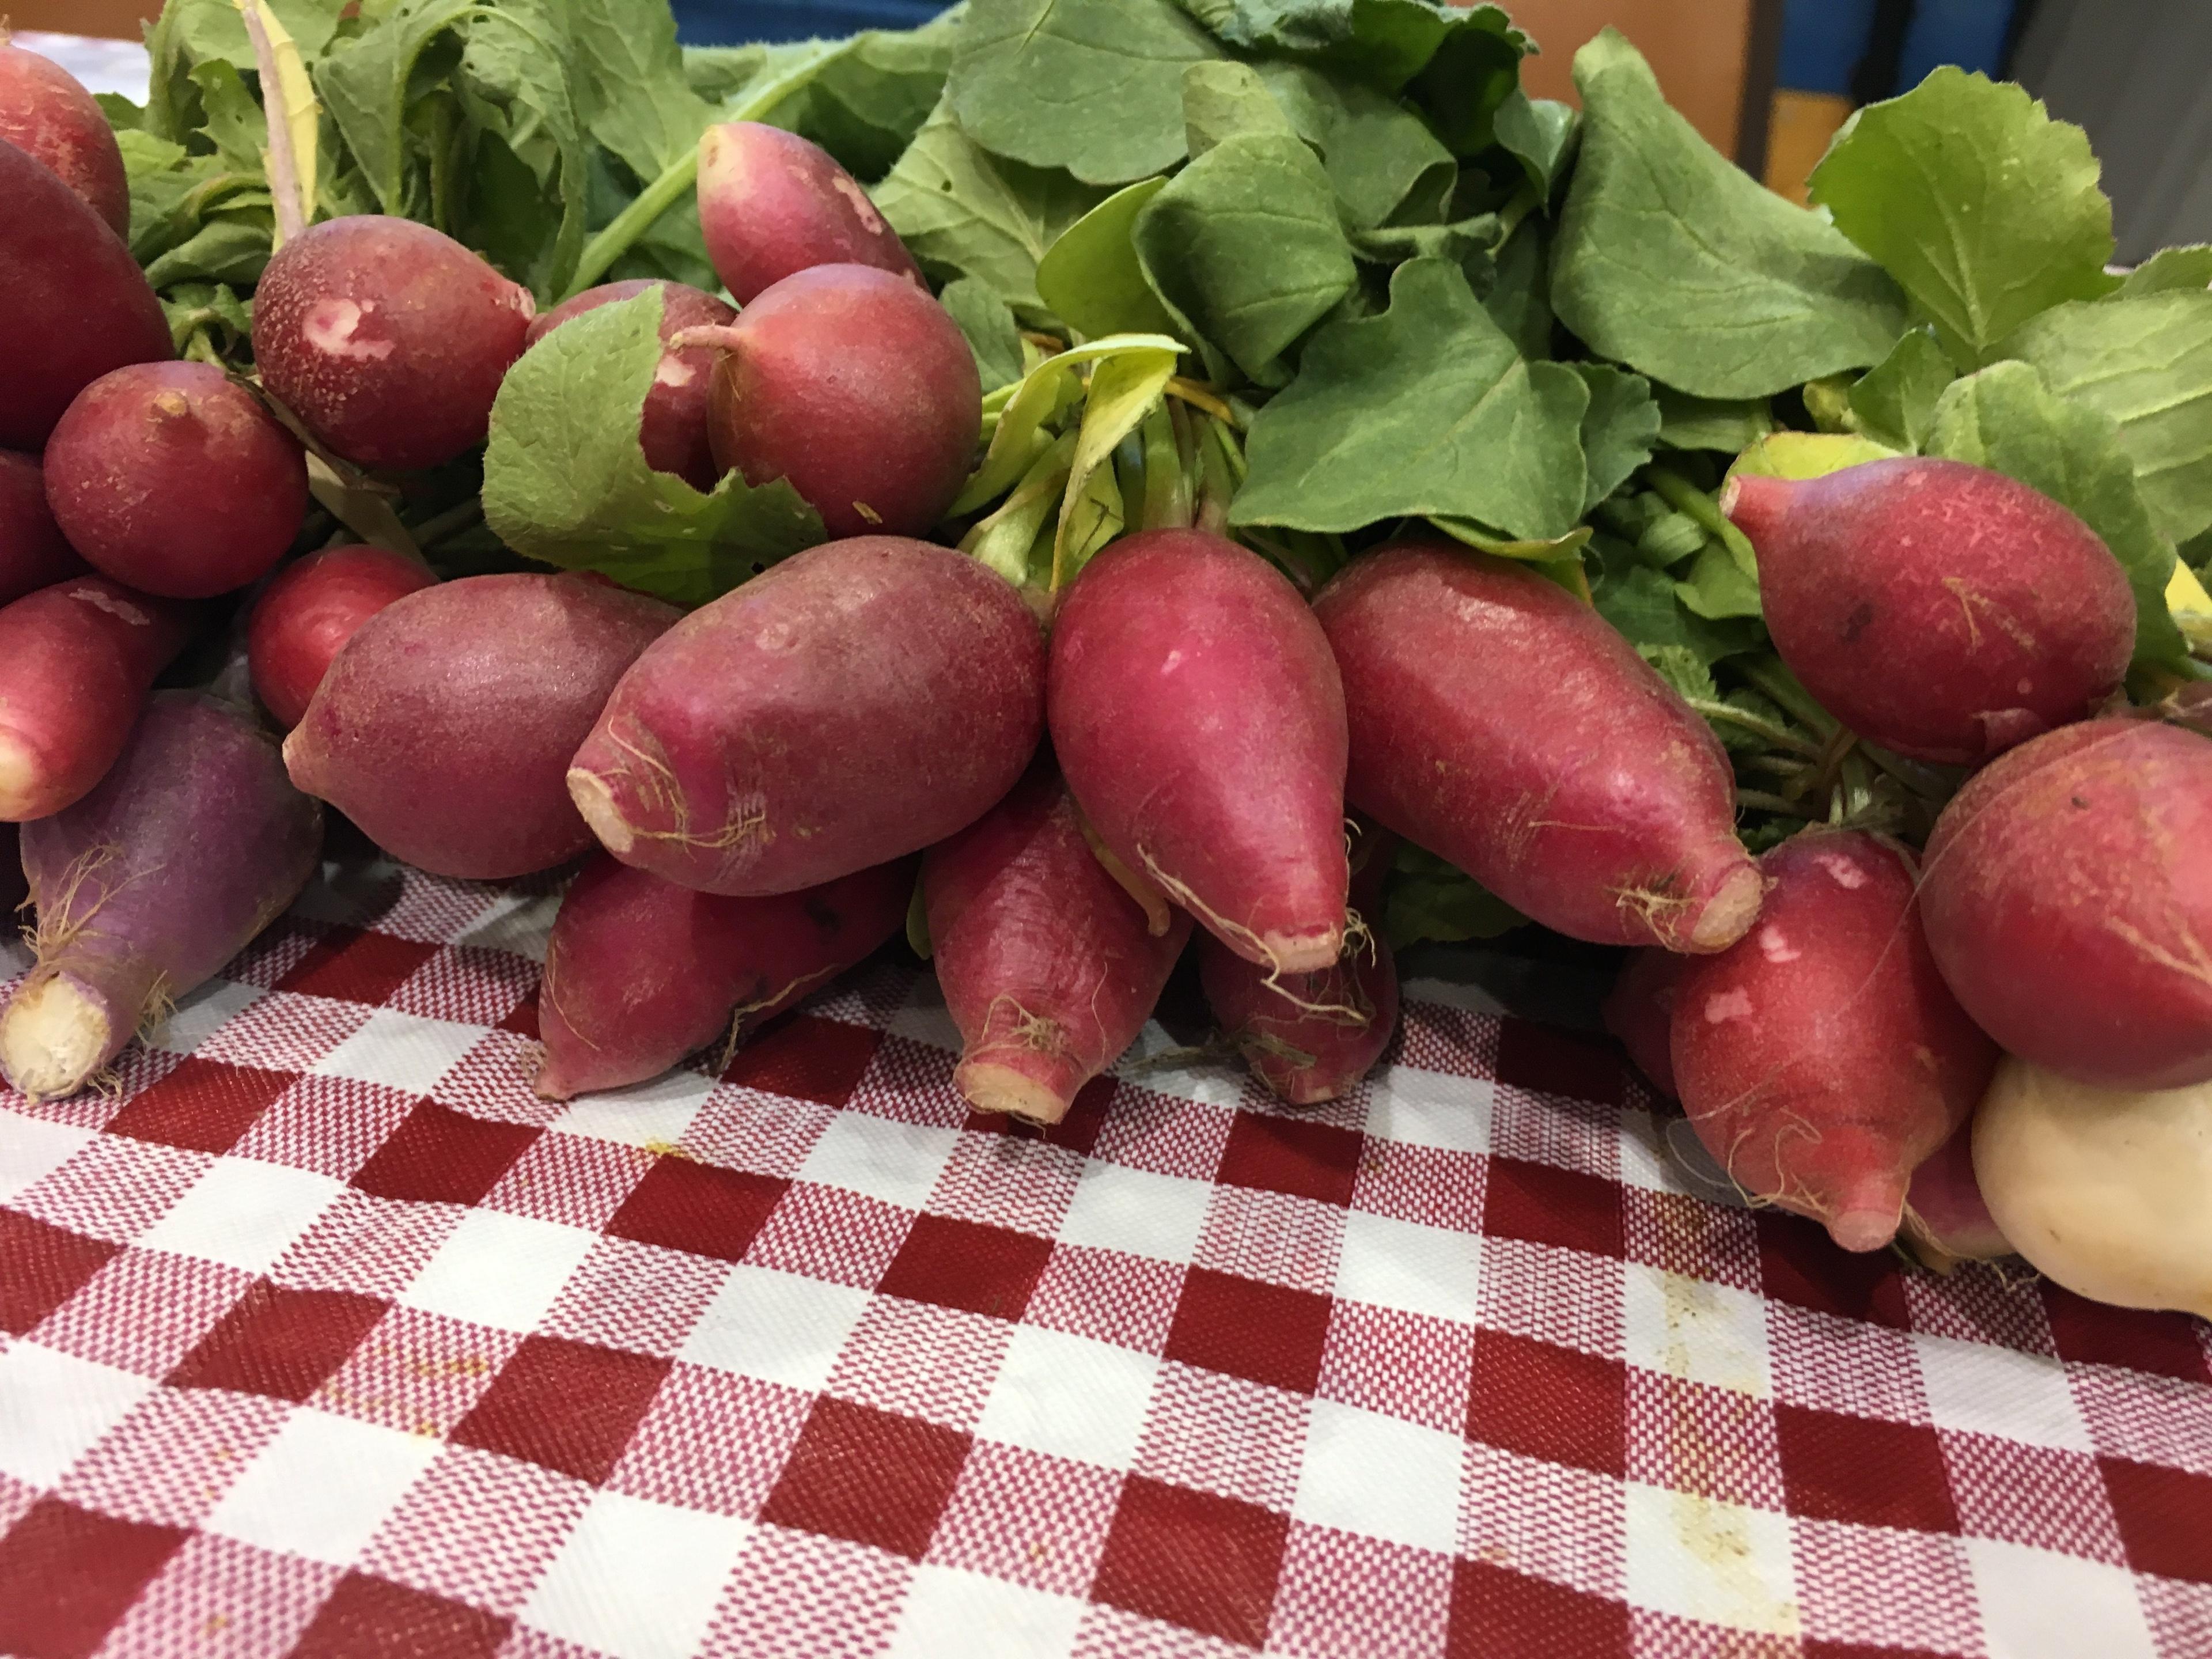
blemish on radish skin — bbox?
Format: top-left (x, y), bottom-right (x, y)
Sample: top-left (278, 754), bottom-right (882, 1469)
top-left (1758, 926), bottom-right (1799, 964)
top-left (1704, 989), bottom-right (1753, 1023)
top-left (1161, 650), bottom-right (1184, 675)
top-left (831, 173), bottom-right (886, 233)
top-left (1815, 854), bottom-right (1866, 889)
top-left (69, 589), bottom-right (150, 625)
top-left (303, 299), bottom-right (395, 362)
top-left (654, 358), bottom-right (695, 389)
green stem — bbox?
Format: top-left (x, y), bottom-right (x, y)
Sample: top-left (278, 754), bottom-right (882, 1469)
top-left (1737, 656), bottom-right (1840, 739)
top-left (1647, 465), bottom-right (1759, 577)
top-left (1736, 789), bottom-right (1813, 819)
top-left (1684, 696), bottom-right (1821, 757)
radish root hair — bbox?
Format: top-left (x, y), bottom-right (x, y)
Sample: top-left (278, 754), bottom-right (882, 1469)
top-left (28, 844), bottom-right (129, 960)
top-left (979, 994), bottom-right (1071, 1058)
top-left (1137, 843), bottom-right (1355, 1018)
top-left (718, 964), bottom-right (840, 1070)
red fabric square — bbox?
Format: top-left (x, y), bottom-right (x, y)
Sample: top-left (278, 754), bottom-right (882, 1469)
top-left (1215, 1113), bottom-right (1362, 1208)
top-left (165, 1281), bottom-right (388, 1402)
top-left (2102, 1457), bottom-right (2212, 1584)
top-left (1448, 1558), bottom-right (1631, 1659)
top-left (0, 1211), bottom-right (118, 1336)
top-left (278, 927), bottom-right (440, 1006)
top-left (964, 1073), bottom-right (1114, 1156)
top-left (289, 1571), bottom-right (510, 1659)
top-left (101, 1058), bottom-right (294, 1155)
top-left (1494, 1020), bottom-right (1628, 1109)
top-left (1163, 1267), bottom-right (1334, 1396)
top-left (604, 1156), bottom-right (788, 1264)
top-left (1774, 1405), bottom-right (1960, 1534)
top-left (1466, 1331), bottom-right (1626, 1478)
top-left (1756, 1212), bottom-right (1910, 1329)
top-left (877, 1213), bottom-right (1055, 1321)
top-left (758, 1396), bottom-right (972, 1560)
top-left (1482, 1157), bottom-right (1623, 1260)
top-left (724, 1014), bottom-right (878, 1107)
top-left (349, 1102), bottom-right (540, 1207)
top-left (450, 1334), bottom-right (672, 1486)
top-left (2046, 1287), bottom-right (2211, 1384)
top-left (498, 991), bottom-right (540, 1039)
top-left (0, 1497), bottom-right (190, 1659)
top-left (1092, 1474), bottom-right (1290, 1650)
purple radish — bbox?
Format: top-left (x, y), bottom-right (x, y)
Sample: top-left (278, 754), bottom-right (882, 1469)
top-left (524, 281), bottom-right (736, 491)
top-left (698, 122), bottom-right (923, 304)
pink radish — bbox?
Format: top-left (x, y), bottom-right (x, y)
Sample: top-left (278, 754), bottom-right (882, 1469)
top-left (285, 574), bottom-right (677, 879)
top-left (1672, 829), bottom-right (1998, 1253)
top-left (535, 854), bottom-right (911, 1101)
top-left (1900, 1116), bottom-right (2010, 1272)
top-left (0, 577), bottom-right (196, 823)
top-left (924, 766), bottom-right (1192, 1123)
top-left (698, 122), bottom-right (923, 304)
top-left (0, 31), bottom-right (128, 236)
top-left (0, 449), bottom-right (88, 608)
top-left (570, 537), bottom-right (1044, 896)
top-left (1605, 949), bottom-right (1683, 1099)
top-left (1314, 538), bottom-right (1760, 954)
top-left (44, 362), bottom-right (308, 599)
top-left (245, 546), bottom-right (437, 729)
top-left (252, 217), bottom-right (535, 471)
top-left (0, 692), bottom-right (322, 1102)
top-left (523, 280), bottom-right (736, 491)
top-left (1050, 529), bottom-right (1350, 975)
top-left (1920, 717), bottom-right (2212, 1090)
top-left (1722, 459), bottom-right (2134, 764)
top-left (0, 136), bottom-right (170, 452)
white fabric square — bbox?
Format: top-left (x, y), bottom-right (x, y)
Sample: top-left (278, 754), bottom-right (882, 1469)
top-left (1056, 1159), bottom-right (1211, 1264)
top-left (681, 1264), bottom-right (872, 1393)
top-left (146, 978), bottom-right (262, 1055)
top-left (0, 1342), bottom-right (154, 1487)
top-left (206, 1408), bottom-right (438, 1567)
top-left (1397, 975), bottom-right (1508, 1016)
top-left (312, 1008), bottom-right (484, 1094)
top-left (399, 1208), bottom-right (598, 1334)
top-left (0, 1108), bottom-right (94, 1204)
top-left (797, 1111), bottom-right (957, 1213)
top-left (1623, 1483), bottom-right (1800, 1637)
top-left (1624, 1264), bottom-right (1774, 1400)
top-left (888, 1564), bottom-right (1085, 1658)
top-left (522, 1489), bottom-right (752, 1659)
top-left (549, 1068), bottom-right (713, 1149)
top-left (977, 1324), bottom-right (1160, 1472)
top-left (1334, 1210), bottom-right (1482, 1325)
top-left (1916, 1334), bottom-right (2092, 1453)
top-left (1364, 1064), bottom-right (1491, 1154)
top-left (881, 978), bottom-right (961, 1055)
top-left (137, 1157), bottom-right (344, 1275)
top-left (1293, 1399), bottom-right (1464, 1554)
top-left (1966, 1538), bottom-right (2158, 1659)
top-left (452, 889), bottom-right (562, 965)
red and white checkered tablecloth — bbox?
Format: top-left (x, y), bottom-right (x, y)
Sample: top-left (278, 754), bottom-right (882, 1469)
top-left (0, 858), bottom-right (2207, 1659)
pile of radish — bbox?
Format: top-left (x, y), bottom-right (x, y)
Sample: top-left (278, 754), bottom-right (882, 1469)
top-left (0, 5), bottom-right (2209, 1330)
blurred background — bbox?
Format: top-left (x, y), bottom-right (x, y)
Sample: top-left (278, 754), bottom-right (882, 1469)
top-left (18, 0), bottom-right (2207, 260)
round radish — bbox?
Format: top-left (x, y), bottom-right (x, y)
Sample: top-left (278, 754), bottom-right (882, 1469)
top-left (0, 31), bottom-right (128, 236)
top-left (697, 122), bottom-right (923, 305)
top-left (524, 280), bottom-right (736, 491)
top-left (1900, 1115), bottom-right (2010, 1273)
top-left (246, 546), bottom-right (437, 729)
top-left (0, 449), bottom-right (88, 608)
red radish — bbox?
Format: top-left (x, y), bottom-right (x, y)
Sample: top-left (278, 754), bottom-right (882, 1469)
top-left (1920, 718), bottom-right (2212, 1090)
top-left (44, 363), bottom-right (308, 599)
top-left (245, 546), bottom-right (437, 729)
top-left (1672, 829), bottom-right (1998, 1253)
top-left (523, 281), bottom-right (736, 491)
top-left (536, 853), bottom-right (911, 1101)
top-left (252, 217), bottom-right (535, 471)
top-left (570, 537), bottom-right (1044, 896)
top-left (0, 692), bottom-right (321, 1102)
top-left (0, 32), bottom-right (128, 236)
top-left (924, 766), bottom-right (1192, 1123)
top-left (1315, 539), bottom-right (1760, 954)
top-left (0, 449), bottom-right (88, 608)
top-left (0, 137), bottom-right (170, 452)
top-left (0, 577), bottom-right (195, 823)
top-left (1900, 1116), bottom-right (2010, 1272)
top-left (1605, 949), bottom-right (1683, 1099)
top-left (0, 822), bottom-right (21, 916)
top-left (285, 574), bottom-right (677, 880)
top-left (697, 122), bottom-right (923, 305)
top-left (691, 264), bottom-right (980, 539)
top-left (1050, 529), bottom-right (1350, 975)
top-left (1722, 459), bottom-right (2134, 764)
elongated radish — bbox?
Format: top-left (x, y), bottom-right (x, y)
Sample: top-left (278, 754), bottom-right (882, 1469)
top-left (44, 363), bottom-right (308, 599)
top-left (0, 577), bottom-right (196, 823)
top-left (1920, 718), bottom-right (2212, 1091)
top-left (0, 135), bottom-right (170, 452)
top-left (0, 32), bottom-right (128, 235)
top-left (286, 574), bottom-right (677, 879)
top-left (247, 546), bottom-right (437, 729)
top-left (1900, 1116), bottom-right (2010, 1274)
top-left (1604, 948), bottom-right (1683, 1099)
top-left (698, 122), bottom-right (923, 304)
top-left (535, 854), bottom-right (911, 1101)
top-left (570, 537), bottom-right (1044, 896)
top-left (0, 449), bottom-right (87, 608)
top-left (924, 766), bottom-right (1191, 1123)
top-left (524, 281), bottom-right (736, 491)
top-left (0, 693), bottom-right (321, 1102)
top-left (1314, 538), bottom-right (1760, 953)
top-left (1050, 529), bottom-right (1350, 975)
top-left (1723, 459), bottom-right (2134, 764)
top-left (1671, 830), bottom-right (1997, 1253)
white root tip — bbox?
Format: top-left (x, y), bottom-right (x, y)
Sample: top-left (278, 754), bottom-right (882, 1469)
top-left (955, 1060), bottom-right (1074, 1125)
top-left (1262, 925), bottom-right (1343, 977)
top-left (1828, 1206), bottom-right (1903, 1254)
top-left (1689, 863), bottom-right (1764, 953)
top-left (567, 769), bottom-right (635, 857)
top-left (0, 731), bottom-right (44, 822)
top-left (0, 976), bottom-right (115, 1102)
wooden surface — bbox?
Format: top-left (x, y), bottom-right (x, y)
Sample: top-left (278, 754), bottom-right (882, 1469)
top-left (1509, 0), bottom-right (1775, 166)
top-left (7, 0), bottom-right (157, 37)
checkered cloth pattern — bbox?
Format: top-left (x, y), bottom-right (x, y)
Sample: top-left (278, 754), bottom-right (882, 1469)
top-left (0, 859), bottom-right (2207, 1659)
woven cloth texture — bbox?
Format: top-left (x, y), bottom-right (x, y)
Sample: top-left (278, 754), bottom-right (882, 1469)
top-left (0, 861), bottom-right (2206, 1659)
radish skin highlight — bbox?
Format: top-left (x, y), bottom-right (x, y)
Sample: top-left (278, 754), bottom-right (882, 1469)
top-left (0, 693), bottom-right (322, 1102)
